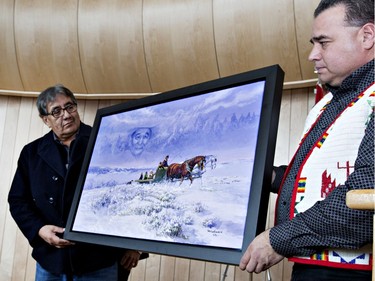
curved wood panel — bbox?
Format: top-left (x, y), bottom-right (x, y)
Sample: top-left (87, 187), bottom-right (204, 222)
top-left (14, 0), bottom-right (86, 92)
top-left (4, 0), bottom-right (321, 96)
top-left (143, 0), bottom-right (219, 92)
top-left (294, 0), bottom-right (321, 80)
top-left (78, 0), bottom-right (151, 93)
top-left (0, 0), bottom-right (23, 89)
top-left (214, 0), bottom-right (301, 81)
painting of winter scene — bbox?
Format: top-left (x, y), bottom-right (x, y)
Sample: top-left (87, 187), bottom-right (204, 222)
top-left (72, 81), bottom-right (265, 250)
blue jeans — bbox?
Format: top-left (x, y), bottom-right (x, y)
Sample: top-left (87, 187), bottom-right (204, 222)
top-left (35, 263), bottom-right (118, 281)
top-left (291, 263), bottom-right (371, 281)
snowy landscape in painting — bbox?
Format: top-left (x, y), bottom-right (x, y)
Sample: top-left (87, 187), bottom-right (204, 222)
top-left (72, 81), bottom-right (265, 250)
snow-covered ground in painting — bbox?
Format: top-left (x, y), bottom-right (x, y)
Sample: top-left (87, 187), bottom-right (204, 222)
top-left (73, 157), bottom-right (253, 250)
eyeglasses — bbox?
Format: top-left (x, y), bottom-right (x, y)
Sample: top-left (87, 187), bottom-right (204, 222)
top-left (47, 103), bottom-right (77, 118)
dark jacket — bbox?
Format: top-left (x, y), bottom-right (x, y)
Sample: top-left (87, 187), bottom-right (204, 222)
top-left (8, 122), bottom-right (120, 275)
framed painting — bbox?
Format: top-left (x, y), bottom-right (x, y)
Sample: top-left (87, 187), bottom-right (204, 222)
top-left (65, 64), bottom-right (284, 265)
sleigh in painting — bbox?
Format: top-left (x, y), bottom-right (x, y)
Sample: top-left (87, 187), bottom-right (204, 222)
top-left (134, 155), bottom-right (217, 185)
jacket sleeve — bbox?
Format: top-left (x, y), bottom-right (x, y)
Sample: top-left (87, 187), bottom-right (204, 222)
top-left (8, 146), bottom-right (46, 248)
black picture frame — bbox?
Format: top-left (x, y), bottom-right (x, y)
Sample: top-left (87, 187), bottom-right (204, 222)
top-left (65, 64), bottom-right (284, 265)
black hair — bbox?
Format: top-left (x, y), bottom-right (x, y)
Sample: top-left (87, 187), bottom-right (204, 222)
top-left (314, 0), bottom-right (374, 27)
top-left (36, 84), bottom-right (77, 116)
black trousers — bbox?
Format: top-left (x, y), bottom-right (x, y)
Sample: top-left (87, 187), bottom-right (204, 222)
top-left (291, 263), bottom-right (371, 281)
top-left (117, 264), bottom-right (130, 281)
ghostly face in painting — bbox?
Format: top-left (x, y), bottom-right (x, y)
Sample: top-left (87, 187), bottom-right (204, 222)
top-left (130, 127), bottom-right (152, 156)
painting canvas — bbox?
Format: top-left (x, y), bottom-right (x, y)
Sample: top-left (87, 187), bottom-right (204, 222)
top-left (65, 64), bottom-right (284, 265)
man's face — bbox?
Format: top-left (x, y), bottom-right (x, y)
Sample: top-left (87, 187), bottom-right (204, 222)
top-left (42, 94), bottom-right (81, 142)
top-left (130, 128), bottom-right (151, 156)
top-left (308, 5), bottom-right (366, 87)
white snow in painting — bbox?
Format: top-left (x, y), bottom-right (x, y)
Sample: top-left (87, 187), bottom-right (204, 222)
top-left (73, 81), bottom-right (265, 250)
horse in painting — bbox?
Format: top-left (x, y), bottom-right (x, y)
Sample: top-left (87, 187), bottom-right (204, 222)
top-left (166, 155), bottom-right (206, 184)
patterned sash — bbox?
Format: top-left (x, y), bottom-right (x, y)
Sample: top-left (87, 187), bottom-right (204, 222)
top-left (288, 84), bottom-right (375, 270)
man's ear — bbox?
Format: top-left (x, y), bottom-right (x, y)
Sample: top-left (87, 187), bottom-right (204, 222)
top-left (362, 23), bottom-right (375, 50)
top-left (41, 115), bottom-right (50, 127)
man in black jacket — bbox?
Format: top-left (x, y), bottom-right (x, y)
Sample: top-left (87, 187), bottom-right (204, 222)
top-left (8, 85), bottom-right (142, 280)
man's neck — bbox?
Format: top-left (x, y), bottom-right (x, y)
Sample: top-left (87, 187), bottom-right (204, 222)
top-left (53, 133), bottom-right (77, 148)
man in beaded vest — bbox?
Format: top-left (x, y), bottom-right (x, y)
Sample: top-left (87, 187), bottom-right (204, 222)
top-left (240, 0), bottom-right (374, 280)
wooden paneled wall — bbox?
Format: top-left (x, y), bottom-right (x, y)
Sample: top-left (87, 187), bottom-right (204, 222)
top-left (0, 0), bottom-right (320, 96)
top-left (0, 86), bottom-right (316, 281)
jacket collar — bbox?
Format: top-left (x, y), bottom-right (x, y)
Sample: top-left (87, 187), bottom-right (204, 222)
top-left (37, 122), bottom-right (91, 178)
top-left (326, 59), bottom-right (374, 97)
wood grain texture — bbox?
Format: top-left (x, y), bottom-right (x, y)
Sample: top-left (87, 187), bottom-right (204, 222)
top-left (14, 0), bottom-right (86, 92)
top-left (0, 0), bottom-right (23, 90)
top-left (213, 0), bottom-right (301, 82)
top-left (346, 190), bottom-right (375, 210)
top-left (143, 0), bottom-right (219, 92)
top-left (78, 0), bottom-right (151, 93)
top-left (3, 0), bottom-right (320, 96)
top-left (189, 259), bottom-right (206, 281)
top-left (294, 0), bottom-right (321, 80)
top-left (289, 88), bottom-right (310, 156)
top-left (0, 97), bottom-right (22, 281)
